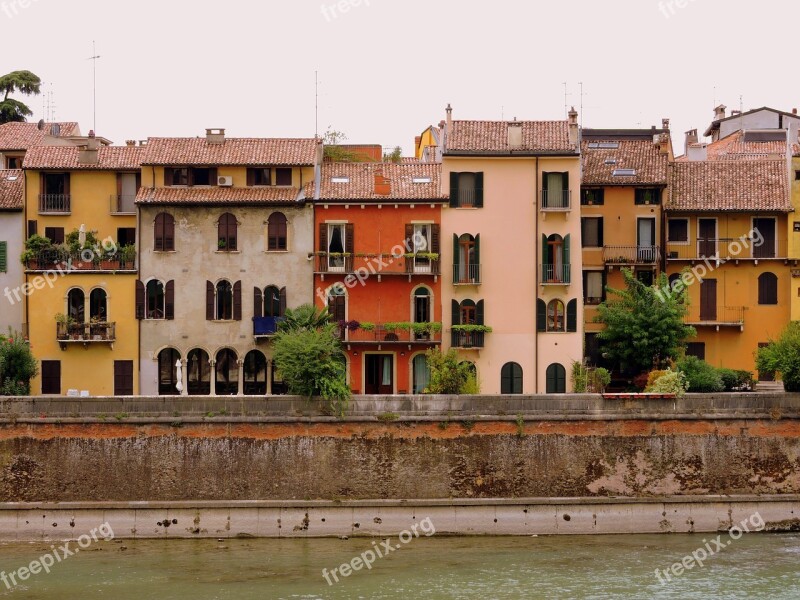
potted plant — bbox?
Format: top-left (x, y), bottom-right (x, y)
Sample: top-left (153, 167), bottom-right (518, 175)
top-left (118, 244), bottom-right (136, 269)
top-left (90, 316), bottom-right (107, 340)
top-left (218, 239), bottom-right (227, 250)
top-left (55, 313), bottom-right (73, 340)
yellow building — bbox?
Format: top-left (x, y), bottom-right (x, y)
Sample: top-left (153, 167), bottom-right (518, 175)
top-left (791, 141), bottom-right (800, 321)
top-left (414, 125), bottom-right (441, 162)
top-left (21, 135), bottom-right (143, 395)
top-left (579, 125), bottom-right (672, 366)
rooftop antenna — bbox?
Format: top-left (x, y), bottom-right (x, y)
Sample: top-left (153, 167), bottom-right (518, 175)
top-left (563, 82), bottom-right (568, 118)
top-left (87, 41), bottom-right (101, 132)
top-left (739, 94), bottom-right (744, 129)
top-left (315, 70), bottom-right (319, 138)
top-left (579, 81), bottom-right (584, 128)
top-left (501, 105), bottom-right (504, 120)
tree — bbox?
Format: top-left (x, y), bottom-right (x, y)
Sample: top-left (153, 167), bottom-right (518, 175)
top-left (0, 329), bottom-right (38, 395)
top-left (756, 322), bottom-right (800, 391)
top-left (0, 70), bottom-right (42, 124)
top-left (424, 348), bottom-right (478, 394)
top-left (273, 304), bottom-right (350, 414)
top-left (596, 268), bottom-right (696, 375)
top-left (383, 146), bottom-right (402, 163)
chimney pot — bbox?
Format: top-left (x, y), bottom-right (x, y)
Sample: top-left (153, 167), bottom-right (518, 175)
top-left (567, 107), bottom-right (579, 145)
top-left (793, 108), bottom-right (798, 115)
top-left (374, 170), bottom-right (391, 196)
top-left (662, 118), bottom-right (670, 130)
top-left (126, 140), bottom-right (135, 147)
top-left (206, 128), bottom-right (226, 144)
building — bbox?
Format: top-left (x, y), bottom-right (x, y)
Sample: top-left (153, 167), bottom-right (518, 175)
top-left (580, 125), bottom-right (672, 367)
top-left (0, 121), bottom-right (82, 170)
top-left (789, 133), bottom-right (800, 322)
top-left (313, 161), bottom-right (446, 394)
top-left (438, 105), bottom-right (583, 393)
top-left (0, 169), bottom-right (24, 334)
top-left (136, 129), bottom-right (320, 396)
top-left (22, 134), bottom-right (143, 395)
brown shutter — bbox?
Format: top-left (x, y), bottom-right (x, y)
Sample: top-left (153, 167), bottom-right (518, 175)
top-left (114, 361), bottom-right (134, 396)
top-left (165, 280), bottom-right (175, 320)
top-left (27, 220), bottom-right (38, 237)
top-left (279, 286), bottom-right (287, 316)
top-left (206, 281), bottom-right (215, 320)
top-left (233, 281), bottom-right (242, 321)
top-left (246, 168), bottom-right (255, 186)
top-left (135, 280), bottom-right (145, 319)
top-left (63, 173), bottom-right (70, 196)
top-left (39, 172), bottom-right (45, 196)
top-left (345, 223), bottom-right (354, 253)
top-left (165, 214), bottom-right (175, 251)
top-left (154, 214), bottom-right (164, 251)
top-left (135, 172), bottom-right (141, 191)
top-left (319, 223), bottom-right (327, 252)
top-left (431, 224), bottom-right (440, 254)
top-left (218, 216), bottom-right (225, 249)
top-left (230, 215), bottom-right (238, 251)
top-left (254, 287), bottom-right (263, 318)
top-left (209, 167), bottom-right (218, 186)
top-left (164, 168), bottom-right (173, 186)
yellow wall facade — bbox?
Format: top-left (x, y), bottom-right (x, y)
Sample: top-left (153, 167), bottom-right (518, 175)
top-left (790, 156), bottom-right (800, 321)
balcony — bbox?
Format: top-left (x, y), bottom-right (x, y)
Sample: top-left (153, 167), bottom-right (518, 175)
top-left (39, 194), bottom-right (71, 214)
top-left (110, 194), bottom-right (137, 215)
top-left (603, 245), bottom-right (661, 265)
top-left (57, 322), bottom-right (116, 349)
top-left (540, 190), bottom-right (571, 211)
top-left (253, 316), bottom-right (283, 338)
top-left (315, 253), bottom-right (439, 278)
top-left (25, 249), bottom-right (137, 273)
top-left (685, 306), bottom-right (745, 331)
top-left (666, 238), bottom-right (787, 262)
top-left (451, 330), bottom-right (485, 349)
top-left (345, 323), bottom-right (442, 345)
top-left (540, 264), bottom-right (571, 285)
top-left (453, 264), bottom-right (481, 285)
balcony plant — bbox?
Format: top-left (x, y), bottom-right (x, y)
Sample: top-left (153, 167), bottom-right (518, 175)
top-left (118, 244), bottom-right (136, 269)
top-left (450, 324), bottom-right (493, 333)
top-left (20, 234), bottom-right (53, 268)
top-left (90, 316), bottom-right (108, 340)
top-left (403, 252), bottom-right (440, 261)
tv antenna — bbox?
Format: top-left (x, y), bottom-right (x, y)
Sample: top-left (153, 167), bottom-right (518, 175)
top-left (315, 70), bottom-right (319, 138)
top-left (87, 41), bottom-right (101, 131)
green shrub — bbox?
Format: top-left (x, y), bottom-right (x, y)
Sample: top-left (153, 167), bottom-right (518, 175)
top-left (646, 370), bottom-right (669, 388)
top-left (717, 368), bottom-right (754, 392)
top-left (676, 356), bottom-right (724, 393)
top-left (645, 369), bottom-right (689, 397)
top-left (0, 330), bottom-right (38, 396)
top-left (757, 324), bottom-right (800, 391)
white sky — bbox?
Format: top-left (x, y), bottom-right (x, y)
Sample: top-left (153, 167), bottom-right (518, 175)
top-left (2, 0), bottom-right (796, 154)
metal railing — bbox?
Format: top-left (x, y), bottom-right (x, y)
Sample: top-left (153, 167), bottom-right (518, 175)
top-left (540, 264), bottom-right (571, 284)
top-left (253, 316), bottom-right (283, 337)
top-left (315, 253), bottom-right (440, 276)
top-left (686, 306), bottom-right (745, 326)
top-left (25, 250), bottom-right (137, 272)
top-left (39, 194), bottom-right (71, 213)
top-left (451, 331), bottom-right (485, 349)
top-left (452, 189), bottom-right (481, 208)
top-left (603, 245), bottom-right (661, 264)
top-left (666, 238), bottom-right (787, 261)
top-left (346, 325), bottom-right (442, 344)
top-left (111, 194), bottom-right (137, 215)
top-left (56, 322), bottom-right (116, 342)
top-left (540, 190), bottom-right (571, 210)
top-left (452, 263), bottom-right (481, 285)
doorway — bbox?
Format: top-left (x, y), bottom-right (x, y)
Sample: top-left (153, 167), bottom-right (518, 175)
top-left (365, 354), bottom-right (394, 394)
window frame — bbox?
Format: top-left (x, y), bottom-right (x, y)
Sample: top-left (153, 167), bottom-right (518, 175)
top-left (667, 218), bottom-right (689, 244)
top-left (580, 188), bottom-right (604, 206)
top-left (634, 188), bottom-right (661, 205)
top-left (216, 280), bottom-right (235, 320)
top-left (583, 270), bottom-right (606, 305)
top-left (267, 212), bottom-right (288, 251)
top-left (546, 299), bottom-right (566, 332)
top-left (580, 216), bottom-right (603, 248)
top-left (758, 272), bottom-right (778, 305)
top-left (217, 213), bottom-right (238, 252)
top-left (146, 279), bottom-right (166, 320)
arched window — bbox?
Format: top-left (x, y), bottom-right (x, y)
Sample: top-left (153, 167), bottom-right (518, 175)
top-left (89, 288), bottom-right (107, 322)
top-left (216, 280), bottom-right (234, 320)
top-left (157, 348), bottom-right (181, 395)
top-left (67, 288), bottom-right (85, 323)
top-left (264, 286), bottom-right (282, 317)
top-left (547, 300), bottom-right (565, 332)
top-left (267, 212), bottom-right (288, 251)
top-left (413, 287), bottom-right (431, 340)
top-left (456, 233), bottom-right (480, 283)
top-left (412, 354), bottom-right (430, 394)
top-left (215, 349), bottom-right (239, 395)
top-left (542, 233), bottom-right (569, 283)
top-left (154, 213), bottom-right (175, 252)
top-left (187, 349), bottom-right (210, 395)
top-left (244, 350), bottom-right (267, 395)
top-left (546, 363), bottom-right (567, 394)
top-left (218, 213), bottom-right (237, 251)
top-left (501, 362), bottom-right (523, 394)
top-left (758, 272), bottom-right (778, 305)
top-left (146, 280), bottom-right (165, 319)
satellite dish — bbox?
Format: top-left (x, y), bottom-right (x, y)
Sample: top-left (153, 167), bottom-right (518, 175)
top-left (37, 119), bottom-right (45, 131)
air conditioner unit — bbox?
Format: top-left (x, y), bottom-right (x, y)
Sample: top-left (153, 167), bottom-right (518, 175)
top-left (218, 176), bottom-right (233, 187)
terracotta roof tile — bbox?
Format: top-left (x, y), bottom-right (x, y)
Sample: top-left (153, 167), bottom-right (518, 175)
top-left (0, 121), bottom-right (79, 151)
top-left (581, 139), bottom-right (668, 185)
top-left (667, 160), bottom-right (791, 213)
top-left (677, 131), bottom-right (789, 162)
top-left (317, 162), bottom-right (446, 201)
top-left (0, 169), bottom-right (23, 210)
top-left (446, 120), bottom-right (576, 154)
top-left (135, 185), bottom-right (307, 206)
top-left (23, 145), bottom-right (143, 170)
top-left (142, 137), bottom-right (319, 166)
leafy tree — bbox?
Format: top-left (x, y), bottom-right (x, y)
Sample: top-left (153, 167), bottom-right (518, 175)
top-left (383, 146), bottom-right (402, 163)
top-left (676, 356), bottom-right (724, 392)
top-left (0, 70), bottom-right (42, 124)
top-left (596, 268), bottom-right (695, 375)
top-left (757, 322), bottom-right (800, 391)
top-left (424, 349), bottom-right (478, 394)
top-left (0, 329), bottom-right (38, 395)
top-left (273, 304), bottom-right (350, 414)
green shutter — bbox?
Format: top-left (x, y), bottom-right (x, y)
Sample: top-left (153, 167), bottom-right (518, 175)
top-left (453, 234), bottom-right (459, 276)
top-left (562, 172), bottom-right (570, 198)
top-left (566, 299), bottom-right (577, 333)
top-left (546, 364), bottom-right (556, 393)
top-left (536, 299), bottom-right (546, 332)
top-left (0, 241), bottom-right (6, 273)
top-left (474, 234), bottom-right (480, 272)
top-left (541, 234), bottom-right (550, 267)
top-left (476, 300), bottom-right (484, 326)
top-left (449, 172), bottom-right (459, 208)
top-left (564, 234), bottom-right (571, 282)
top-left (474, 172), bottom-right (484, 208)
top-left (451, 299), bottom-right (460, 326)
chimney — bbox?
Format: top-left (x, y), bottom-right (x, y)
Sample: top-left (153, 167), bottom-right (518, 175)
top-left (78, 130), bottom-right (100, 165)
top-left (684, 129), bottom-right (698, 156)
top-left (662, 118), bottom-right (670, 131)
top-left (793, 108), bottom-right (798, 115)
top-left (415, 136), bottom-right (422, 151)
top-left (687, 142), bottom-right (708, 162)
top-left (206, 128), bottom-right (226, 144)
top-left (374, 169), bottom-right (391, 196)
top-left (658, 132), bottom-right (670, 154)
top-left (714, 104), bottom-right (727, 121)
top-left (508, 119), bottom-right (522, 148)
top-left (568, 106), bottom-right (579, 146)
top-left (86, 130), bottom-right (100, 151)
top-left (125, 140), bottom-right (136, 147)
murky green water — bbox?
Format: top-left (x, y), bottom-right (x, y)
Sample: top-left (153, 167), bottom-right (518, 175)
top-left (1, 534), bottom-right (799, 599)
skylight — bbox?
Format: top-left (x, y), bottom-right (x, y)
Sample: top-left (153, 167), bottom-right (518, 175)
top-left (612, 168), bottom-right (636, 177)
top-left (604, 159), bottom-right (617, 165)
top-left (331, 177), bottom-right (350, 184)
top-left (587, 142), bottom-right (620, 149)
top-left (412, 177), bottom-right (432, 184)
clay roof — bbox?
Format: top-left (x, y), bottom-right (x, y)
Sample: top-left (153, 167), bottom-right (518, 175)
top-left (0, 121), bottom-right (79, 151)
top-left (0, 169), bottom-right (23, 210)
top-left (667, 160), bottom-right (791, 213)
top-left (142, 137), bottom-right (318, 166)
top-left (136, 185), bottom-right (308, 206)
top-left (317, 162), bottom-right (446, 201)
top-left (708, 131), bottom-right (786, 160)
top-left (23, 145), bottom-right (143, 170)
top-left (581, 139), bottom-right (668, 185)
top-left (446, 120), bottom-right (577, 155)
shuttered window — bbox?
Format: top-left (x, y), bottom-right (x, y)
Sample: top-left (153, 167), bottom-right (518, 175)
top-left (218, 213), bottom-right (238, 251)
top-left (500, 362), bottom-right (523, 394)
top-left (0, 241), bottom-right (6, 273)
top-left (758, 272), bottom-right (778, 305)
top-left (113, 361), bottom-right (134, 396)
top-left (41, 360), bottom-right (61, 395)
top-left (154, 213), bottom-right (175, 252)
top-left (546, 363), bottom-right (566, 394)
top-left (267, 212), bottom-right (288, 251)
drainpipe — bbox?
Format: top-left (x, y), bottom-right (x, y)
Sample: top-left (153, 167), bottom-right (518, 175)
top-left (23, 169), bottom-right (29, 338)
top-left (534, 157), bottom-right (539, 394)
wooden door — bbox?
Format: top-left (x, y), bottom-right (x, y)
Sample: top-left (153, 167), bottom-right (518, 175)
top-left (698, 219), bottom-right (716, 258)
top-left (365, 355), bottom-right (393, 394)
top-left (700, 279), bottom-right (717, 321)
top-left (113, 361), bottom-right (134, 396)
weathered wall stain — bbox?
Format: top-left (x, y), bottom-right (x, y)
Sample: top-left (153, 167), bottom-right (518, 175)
top-left (2, 420), bottom-right (800, 501)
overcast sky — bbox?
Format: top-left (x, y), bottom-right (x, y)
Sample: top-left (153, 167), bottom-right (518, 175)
top-left (2, 0), bottom-right (795, 154)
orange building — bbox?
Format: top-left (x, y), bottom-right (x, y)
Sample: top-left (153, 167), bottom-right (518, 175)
top-left (313, 162), bottom-right (446, 394)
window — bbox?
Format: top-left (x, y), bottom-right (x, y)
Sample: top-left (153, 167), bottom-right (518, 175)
top-left (44, 227), bottom-right (65, 245)
top-left (117, 227), bottom-right (136, 247)
top-left (636, 270), bottom-right (655, 286)
top-left (581, 189), bottom-right (604, 205)
top-left (6, 156), bottom-right (22, 169)
top-left (322, 223), bottom-right (354, 272)
top-left (205, 279), bottom-right (241, 321)
top-left (113, 361), bottom-right (134, 396)
top-left (635, 188), bottom-right (661, 205)
top-left (218, 213), bottom-right (238, 251)
top-left (275, 168), bottom-right (293, 186)
top-left (244, 350), bottom-right (267, 395)
top-left (406, 223), bottom-right (440, 274)
top-left (154, 213), bottom-right (175, 251)
top-left (215, 349), bottom-right (239, 395)
top-left (758, 272), bottom-right (778, 305)
top-left (455, 233), bottom-right (480, 283)
top-left (583, 271), bottom-right (605, 305)
top-left (412, 354), bottom-right (431, 394)
top-left (0, 241), bottom-right (6, 272)
top-left (248, 168), bottom-right (272, 186)
top-left (41, 360), bottom-right (61, 395)
top-left (116, 173), bottom-right (140, 213)
top-left (668, 219), bottom-right (689, 243)
top-left (216, 280), bottom-right (234, 320)
top-left (138, 279), bottom-right (174, 320)
top-left (451, 299), bottom-right (485, 348)
top-left (546, 363), bottom-right (567, 394)
top-left (157, 348), bottom-right (181, 395)
top-left (263, 286), bottom-right (283, 317)
top-left (146, 280), bottom-right (165, 319)
top-left (187, 349), bottom-right (211, 395)
top-left (449, 172), bottom-right (484, 208)
top-left (164, 167), bottom-right (217, 187)
top-left (413, 287), bottom-right (431, 323)
top-left (542, 172), bottom-right (570, 209)
top-left (42, 173), bottom-right (69, 195)
top-left (267, 212), bottom-right (288, 251)
top-left (753, 218), bottom-right (777, 259)
top-left (27, 220), bottom-right (37, 237)
top-left (585, 333), bottom-right (601, 366)
top-left (168, 167), bottom-right (189, 186)
top-left (541, 234), bottom-right (571, 283)
top-left (68, 288), bottom-right (85, 323)
top-left (501, 362), bottom-right (523, 394)
top-left (327, 285), bottom-right (346, 322)
top-left (39, 173), bottom-right (70, 212)
top-left (795, 170), bottom-right (800, 181)
top-left (613, 169), bottom-right (636, 177)
top-left (547, 300), bottom-right (565, 332)
top-left (686, 342), bottom-right (706, 360)
top-left (89, 289), bottom-right (107, 322)
top-left (192, 168), bottom-right (212, 186)
top-left (581, 217), bottom-right (603, 248)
